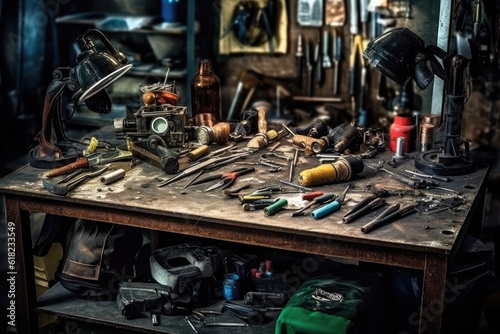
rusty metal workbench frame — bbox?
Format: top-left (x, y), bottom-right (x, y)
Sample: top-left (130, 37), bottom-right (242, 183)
top-left (1, 146), bottom-right (490, 334)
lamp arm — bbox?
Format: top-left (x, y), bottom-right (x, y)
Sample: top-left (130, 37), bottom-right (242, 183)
top-left (36, 78), bottom-right (69, 159)
top-left (424, 45), bottom-right (449, 85)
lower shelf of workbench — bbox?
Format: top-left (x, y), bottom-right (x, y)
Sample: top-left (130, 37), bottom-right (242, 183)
top-left (37, 283), bottom-right (278, 334)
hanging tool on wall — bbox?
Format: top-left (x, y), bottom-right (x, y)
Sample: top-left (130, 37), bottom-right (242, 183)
top-left (332, 29), bottom-right (343, 96)
top-left (360, 0), bottom-right (370, 39)
top-left (325, 0), bottom-right (346, 27)
top-left (321, 30), bottom-right (332, 87)
top-left (348, 0), bottom-right (370, 125)
top-left (305, 38), bottom-right (315, 96)
top-left (349, 34), bottom-right (367, 123)
top-left (297, 0), bottom-right (324, 27)
top-left (349, 0), bottom-right (360, 36)
top-left (295, 34), bottom-right (304, 91)
top-left (325, 0), bottom-right (346, 96)
top-left (314, 34), bottom-right (323, 87)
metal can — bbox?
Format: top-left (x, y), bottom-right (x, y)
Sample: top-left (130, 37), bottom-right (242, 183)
top-left (420, 123), bottom-right (436, 152)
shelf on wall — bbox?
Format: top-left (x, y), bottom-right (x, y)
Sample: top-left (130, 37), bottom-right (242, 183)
top-left (56, 12), bottom-right (200, 35)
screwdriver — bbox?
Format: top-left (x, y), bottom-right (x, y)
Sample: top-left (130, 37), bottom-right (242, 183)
top-left (342, 197), bottom-right (386, 224)
top-left (295, 34), bottom-right (304, 90)
top-left (361, 203), bottom-right (418, 234)
top-left (305, 38), bottom-right (314, 96)
top-left (291, 193), bottom-right (335, 217)
top-left (332, 29), bottom-right (342, 95)
top-left (404, 170), bottom-right (451, 182)
top-left (310, 185), bottom-right (350, 219)
top-left (301, 191), bottom-right (324, 201)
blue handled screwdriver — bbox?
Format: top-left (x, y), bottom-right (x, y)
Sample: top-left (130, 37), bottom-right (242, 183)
top-left (291, 192), bottom-right (335, 217)
top-left (310, 185), bottom-right (350, 220)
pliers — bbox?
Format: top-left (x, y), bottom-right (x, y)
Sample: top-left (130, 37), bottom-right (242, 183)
top-left (191, 167), bottom-right (256, 192)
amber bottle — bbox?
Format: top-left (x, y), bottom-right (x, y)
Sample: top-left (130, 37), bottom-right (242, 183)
top-left (191, 59), bottom-right (221, 125)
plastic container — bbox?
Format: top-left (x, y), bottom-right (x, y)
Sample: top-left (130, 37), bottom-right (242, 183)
top-left (389, 115), bottom-right (416, 153)
top-left (223, 274), bottom-right (240, 300)
top-left (161, 0), bottom-right (186, 24)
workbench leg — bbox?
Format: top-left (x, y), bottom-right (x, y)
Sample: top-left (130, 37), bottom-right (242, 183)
top-left (5, 195), bottom-right (38, 334)
top-left (419, 253), bottom-right (448, 334)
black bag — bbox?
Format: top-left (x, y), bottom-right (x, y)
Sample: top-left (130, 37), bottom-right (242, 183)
top-left (56, 219), bottom-right (147, 301)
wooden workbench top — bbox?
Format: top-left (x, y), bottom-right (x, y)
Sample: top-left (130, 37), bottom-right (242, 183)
top-left (0, 127), bottom-right (490, 256)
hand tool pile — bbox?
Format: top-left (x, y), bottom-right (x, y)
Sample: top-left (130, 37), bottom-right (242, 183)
top-left (38, 108), bottom-right (469, 236)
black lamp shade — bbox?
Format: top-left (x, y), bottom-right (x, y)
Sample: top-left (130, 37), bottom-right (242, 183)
top-left (76, 51), bottom-right (132, 101)
top-left (363, 27), bottom-right (430, 89)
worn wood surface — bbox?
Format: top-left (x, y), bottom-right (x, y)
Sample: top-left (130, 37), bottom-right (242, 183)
top-left (0, 130), bottom-right (489, 255)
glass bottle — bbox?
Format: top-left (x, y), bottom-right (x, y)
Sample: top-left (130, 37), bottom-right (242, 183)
top-left (191, 59), bottom-right (221, 125)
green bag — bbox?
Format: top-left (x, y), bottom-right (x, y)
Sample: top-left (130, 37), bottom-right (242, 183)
top-left (276, 266), bottom-right (388, 334)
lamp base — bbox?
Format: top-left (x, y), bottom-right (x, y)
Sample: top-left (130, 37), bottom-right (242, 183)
top-left (414, 150), bottom-right (475, 176)
top-left (28, 142), bottom-right (80, 169)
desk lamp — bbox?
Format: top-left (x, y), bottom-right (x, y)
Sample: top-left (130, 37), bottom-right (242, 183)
top-left (29, 28), bottom-right (132, 169)
top-left (363, 27), bottom-right (475, 176)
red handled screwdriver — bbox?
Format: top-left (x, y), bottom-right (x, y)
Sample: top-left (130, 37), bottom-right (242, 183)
top-left (301, 191), bottom-right (324, 201)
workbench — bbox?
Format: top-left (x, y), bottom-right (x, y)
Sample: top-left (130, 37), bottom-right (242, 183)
top-left (0, 126), bottom-right (491, 334)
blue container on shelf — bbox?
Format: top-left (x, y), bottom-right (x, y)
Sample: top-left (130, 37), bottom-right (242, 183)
top-left (161, 0), bottom-right (186, 25)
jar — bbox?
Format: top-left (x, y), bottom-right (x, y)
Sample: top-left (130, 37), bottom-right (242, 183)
top-left (389, 115), bottom-right (416, 153)
top-left (161, 0), bottom-right (186, 25)
top-left (191, 59), bottom-right (221, 124)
